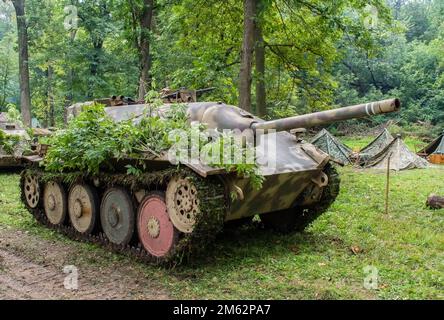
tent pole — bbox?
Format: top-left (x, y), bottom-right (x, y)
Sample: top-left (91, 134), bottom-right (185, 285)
top-left (385, 154), bottom-right (392, 215)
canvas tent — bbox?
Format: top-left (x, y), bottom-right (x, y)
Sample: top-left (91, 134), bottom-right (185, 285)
top-left (358, 129), bottom-right (394, 165)
top-left (418, 132), bottom-right (444, 155)
top-left (365, 135), bottom-right (429, 171)
top-left (311, 129), bottom-right (352, 165)
top-left (418, 131), bottom-right (444, 164)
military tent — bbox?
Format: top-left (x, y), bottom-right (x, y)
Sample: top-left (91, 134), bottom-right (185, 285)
top-left (365, 135), bottom-right (429, 171)
top-left (418, 131), bottom-right (444, 164)
top-left (311, 129), bottom-right (352, 165)
top-left (358, 129), bottom-right (394, 166)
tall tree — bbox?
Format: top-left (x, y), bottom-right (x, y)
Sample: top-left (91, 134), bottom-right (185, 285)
top-left (75, 0), bottom-right (114, 99)
top-left (8, 0), bottom-right (31, 126)
top-left (255, 1), bottom-right (266, 117)
top-left (127, 0), bottom-right (155, 101)
top-left (139, 0), bottom-right (154, 100)
top-left (46, 64), bottom-right (54, 127)
top-left (239, 0), bottom-right (256, 112)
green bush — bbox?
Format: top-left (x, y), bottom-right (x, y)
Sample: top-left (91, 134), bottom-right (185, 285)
top-left (0, 130), bottom-right (22, 155)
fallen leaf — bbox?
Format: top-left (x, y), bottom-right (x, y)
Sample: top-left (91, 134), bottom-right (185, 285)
top-left (289, 245), bottom-right (299, 254)
top-left (350, 245), bottom-right (362, 255)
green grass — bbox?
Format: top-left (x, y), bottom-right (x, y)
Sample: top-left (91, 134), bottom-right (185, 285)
top-left (0, 165), bottom-right (443, 300)
top-left (341, 136), bottom-right (426, 153)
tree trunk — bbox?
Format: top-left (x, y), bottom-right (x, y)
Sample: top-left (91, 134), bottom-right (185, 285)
top-left (88, 40), bottom-right (103, 99)
top-left (64, 67), bottom-right (74, 126)
top-left (255, 21), bottom-right (266, 117)
top-left (47, 64), bottom-right (55, 127)
top-left (393, 0), bottom-right (404, 20)
top-left (11, 0), bottom-right (32, 126)
top-left (1, 60), bottom-right (9, 107)
top-left (238, 0), bottom-right (256, 112)
top-left (137, 0), bottom-right (154, 101)
top-left (64, 30), bottom-right (76, 126)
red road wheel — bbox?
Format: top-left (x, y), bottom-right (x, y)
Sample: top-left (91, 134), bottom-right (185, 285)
top-left (137, 192), bottom-right (179, 258)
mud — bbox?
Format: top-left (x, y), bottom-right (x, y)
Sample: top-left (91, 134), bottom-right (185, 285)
top-left (0, 226), bottom-right (170, 300)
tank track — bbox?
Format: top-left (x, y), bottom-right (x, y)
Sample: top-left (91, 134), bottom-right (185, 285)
top-left (260, 163), bottom-right (341, 233)
top-left (296, 164), bottom-right (341, 231)
top-left (20, 167), bottom-right (227, 266)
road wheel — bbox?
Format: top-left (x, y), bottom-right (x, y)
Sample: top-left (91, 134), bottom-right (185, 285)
top-left (100, 187), bottom-right (135, 246)
top-left (166, 177), bottom-right (200, 234)
top-left (23, 174), bottom-right (40, 209)
top-left (137, 192), bottom-right (179, 259)
top-left (68, 184), bottom-right (99, 234)
top-left (43, 181), bottom-right (67, 225)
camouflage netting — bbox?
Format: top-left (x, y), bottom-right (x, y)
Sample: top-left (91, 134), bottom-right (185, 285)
top-left (358, 129), bottom-right (394, 165)
top-left (418, 132), bottom-right (444, 156)
top-left (365, 136), bottom-right (429, 171)
top-left (311, 129), bottom-right (352, 165)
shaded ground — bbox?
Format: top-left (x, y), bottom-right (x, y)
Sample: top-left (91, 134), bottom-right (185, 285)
top-left (0, 226), bottom-right (169, 300)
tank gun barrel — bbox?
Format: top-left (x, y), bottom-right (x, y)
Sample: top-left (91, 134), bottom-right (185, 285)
top-left (251, 98), bottom-right (401, 132)
top-left (196, 87), bottom-right (216, 97)
top-left (161, 87), bottom-right (216, 100)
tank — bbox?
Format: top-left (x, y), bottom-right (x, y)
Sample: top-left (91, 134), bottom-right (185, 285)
top-left (0, 113), bottom-right (53, 168)
top-left (19, 98), bottom-right (400, 264)
top-left (65, 88), bottom-right (215, 121)
top-left (0, 114), bottom-right (30, 168)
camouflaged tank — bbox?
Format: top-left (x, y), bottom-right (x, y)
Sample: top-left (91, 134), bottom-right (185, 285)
top-left (0, 113), bottom-right (53, 168)
top-left (0, 113), bottom-right (30, 168)
top-left (19, 98), bottom-right (400, 263)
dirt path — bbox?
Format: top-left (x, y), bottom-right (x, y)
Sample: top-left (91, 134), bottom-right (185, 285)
top-left (0, 226), bottom-right (170, 300)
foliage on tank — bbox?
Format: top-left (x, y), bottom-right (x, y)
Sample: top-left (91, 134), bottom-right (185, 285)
top-left (42, 103), bottom-right (264, 189)
top-left (0, 130), bottom-right (22, 155)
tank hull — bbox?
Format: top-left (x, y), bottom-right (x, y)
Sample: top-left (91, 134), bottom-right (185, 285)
top-left (227, 169), bottom-right (320, 220)
top-left (0, 155), bottom-right (23, 168)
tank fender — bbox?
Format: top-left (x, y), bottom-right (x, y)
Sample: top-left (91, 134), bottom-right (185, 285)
top-left (300, 143), bottom-right (330, 166)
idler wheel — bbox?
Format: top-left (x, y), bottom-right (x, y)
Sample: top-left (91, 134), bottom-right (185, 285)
top-left (137, 192), bottom-right (179, 258)
top-left (166, 177), bottom-right (200, 233)
top-left (68, 184), bottom-right (99, 234)
top-left (100, 188), bottom-right (135, 246)
top-left (43, 181), bottom-right (67, 225)
top-left (23, 174), bottom-right (40, 208)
